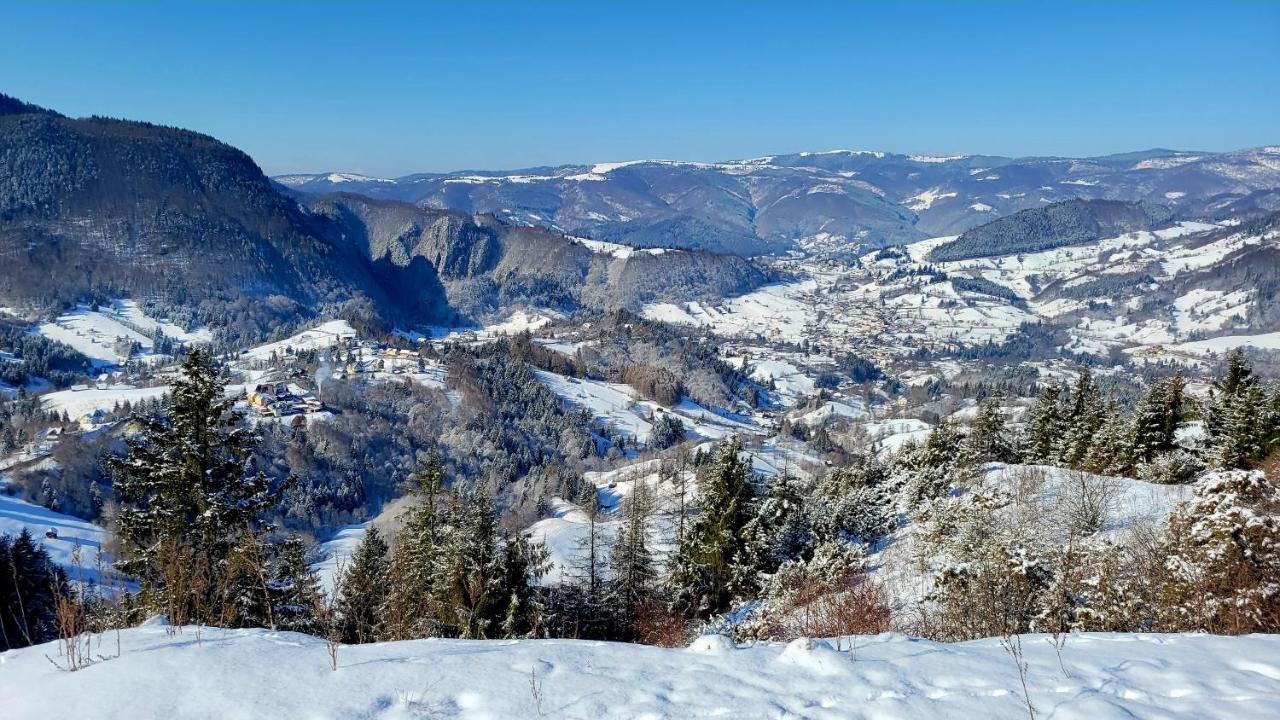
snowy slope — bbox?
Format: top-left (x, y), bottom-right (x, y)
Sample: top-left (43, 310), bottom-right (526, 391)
top-left (4, 623), bottom-right (1279, 720)
top-left (236, 320), bottom-right (357, 364)
top-left (0, 491), bottom-right (116, 587)
top-left (35, 301), bottom-right (211, 367)
top-left (40, 384), bottom-right (170, 420)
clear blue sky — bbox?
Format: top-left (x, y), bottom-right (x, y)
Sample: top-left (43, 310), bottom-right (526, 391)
top-left (4, 1), bottom-right (1277, 176)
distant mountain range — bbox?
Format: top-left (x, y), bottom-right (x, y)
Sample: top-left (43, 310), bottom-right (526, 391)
top-left (276, 147), bottom-right (1280, 256)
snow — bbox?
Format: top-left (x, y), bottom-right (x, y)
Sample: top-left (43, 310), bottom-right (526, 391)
top-left (35, 301), bottom-right (210, 367)
top-left (40, 384), bottom-right (169, 420)
top-left (863, 418), bottom-right (933, 452)
top-left (238, 320), bottom-right (356, 364)
top-left (0, 491), bottom-right (118, 587)
top-left (4, 624), bottom-right (1278, 719)
top-left (312, 523), bottom-right (368, 596)
top-left (904, 187), bottom-right (958, 211)
top-left (1168, 330), bottom-right (1280, 356)
top-left (641, 281), bottom-right (816, 343)
top-left (533, 370), bottom-right (760, 444)
top-left (908, 154), bottom-right (969, 163)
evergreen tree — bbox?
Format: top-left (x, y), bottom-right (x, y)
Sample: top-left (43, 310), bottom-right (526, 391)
top-left (270, 534), bottom-right (323, 635)
top-left (0, 530), bottom-right (67, 650)
top-left (1084, 401), bottom-right (1133, 476)
top-left (608, 480), bottom-right (656, 618)
top-left (111, 349), bottom-right (272, 618)
top-left (1205, 350), bottom-right (1270, 469)
top-left (338, 527), bottom-right (389, 643)
top-left (964, 397), bottom-right (1016, 464)
top-left (1024, 383), bottom-right (1067, 463)
top-left (734, 471), bottom-right (810, 595)
top-left (900, 420), bottom-right (967, 510)
top-left (497, 532), bottom-right (546, 639)
top-left (1130, 372), bottom-right (1185, 464)
top-left (664, 438), bottom-right (755, 617)
top-left (431, 487), bottom-right (505, 638)
top-left (384, 457), bottom-right (444, 640)
top-left (1059, 367), bottom-right (1105, 467)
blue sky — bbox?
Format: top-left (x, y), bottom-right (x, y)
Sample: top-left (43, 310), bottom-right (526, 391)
top-left (4, 1), bottom-right (1277, 176)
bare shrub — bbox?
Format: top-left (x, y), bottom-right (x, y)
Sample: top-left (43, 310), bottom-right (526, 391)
top-left (631, 599), bottom-right (694, 648)
top-left (1057, 469), bottom-right (1121, 538)
top-left (756, 569), bottom-right (891, 643)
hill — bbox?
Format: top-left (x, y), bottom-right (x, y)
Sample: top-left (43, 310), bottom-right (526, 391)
top-left (928, 199), bottom-right (1175, 262)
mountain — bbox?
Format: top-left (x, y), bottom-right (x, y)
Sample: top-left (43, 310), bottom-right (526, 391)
top-left (0, 94), bottom-right (444, 341)
top-left (928, 199), bottom-right (1175, 262)
top-left (275, 146), bottom-right (1280, 256)
top-left (0, 95), bottom-right (768, 342)
top-left (310, 194), bottom-right (769, 319)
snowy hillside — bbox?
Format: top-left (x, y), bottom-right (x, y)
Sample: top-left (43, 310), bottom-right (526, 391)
top-left (34, 301), bottom-right (210, 368)
top-left (4, 623), bottom-right (1279, 720)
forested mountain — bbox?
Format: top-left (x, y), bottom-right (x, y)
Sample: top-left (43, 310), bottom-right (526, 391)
top-left (0, 94), bottom-right (442, 338)
top-left (929, 199), bottom-right (1175, 261)
top-left (276, 146), bottom-right (1280, 256)
top-left (0, 95), bottom-right (768, 342)
top-left (311, 194), bottom-right (769, 319)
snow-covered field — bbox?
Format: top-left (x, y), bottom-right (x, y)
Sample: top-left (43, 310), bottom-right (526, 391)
top-left (0, 491), bottom-right (116, 587)
top-left (237, 319), bottom-right (357, 364)
top-left (3, 623), bottom-right (1278, 720)
top-left (40, 383), bottom-right (170, 420)
top-left (35, 301), bottom-right (210, 367)
top-left (533, 369), bottom-right (762, 445)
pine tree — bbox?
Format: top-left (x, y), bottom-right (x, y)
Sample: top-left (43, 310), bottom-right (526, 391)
top-left (1084, 401), bottom-right (1133, 476)
top-left (664, 438), bottom-right (755, 618)
top-left (111, 349), bottom-right (272, 618)
top-left (497, 532), bottom-right (546, 639)
top-left (964, 397), bottom-right (1015, 464)
top-left (338, 527), bottom-right (389, 643)
top-left (270, 535), bottom-right (322, 635)
top-left (1130, 373), bottom-right (1185, 465)
top-left (1024, 383), bottom-right (1067, 463)
top-left (608, 480), bottom-right (656, 619)
top-left (431, 487), bottom-right (504, 638)
top-left (734, 471), bottom-right (810, 596)
top-left (1059, 367), bottom-right (1105, 468)
top-left (0, 530), bottom-right (67, 650)
top-left (1205, 350), bottom-right (1269, 469)
top-left (900, 420), bottom-right (967, 510)
top-left (384, 457), bottom-right (444, 640)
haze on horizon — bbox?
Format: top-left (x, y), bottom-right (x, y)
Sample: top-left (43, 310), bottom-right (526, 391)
top-left (3, 0), bottom-right (1278, 177)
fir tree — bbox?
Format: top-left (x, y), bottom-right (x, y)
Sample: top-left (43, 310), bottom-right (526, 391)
top-left (964, 397), bottom-right (1016, 464)
top-left (338, 527), bottom-right (389, 643)
top-left (734, 471), bottom-right (810, 595)
top-left (1130, 373), bottom-right (1185, 465)
top-left (608, 480), bottom-right (656, 618)
top-left (664, 438), bottom-right (755, 618)
top-left (270, 534), bottom-right (323, 635)
top-left (1024, 383), bottom-right (1067, 463)
top-left (383, 457), bottom-right (444, 640)
top-left (431, 487), bottom-right (504, 638)
top-left (1059, 367), bottom-right (1105, 468)
top-left (1205, 350), bottom-right (1270, 469)
top-left (1084, 401), bottom-right (1133, 476)
top-left (0, 530), bottom-right (67, 650)
top-left (111, 349), bottom-right (272, 617)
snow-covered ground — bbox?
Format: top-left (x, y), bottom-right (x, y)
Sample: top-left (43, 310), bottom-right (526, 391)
top-left (40, 383), bottom-right (170, 420)
top-left (236, 319), bottom-right (357, 364)
top-left (35, 301), bottom-right (210, 367)
top-left (4, 623), bottom-right (1278, 720)
top-left (533, 369), bottom-right (762, 445)
top-left (0, 491), bottom-right (118, 587)
top-left (312, 522), bottom-right (369, 596)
